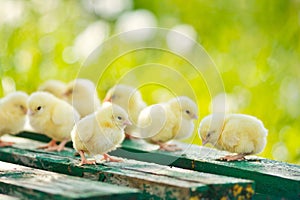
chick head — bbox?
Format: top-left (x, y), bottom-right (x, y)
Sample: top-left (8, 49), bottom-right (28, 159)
top-left (63, 79), bottom-right (96, 101)
top-left (103, 84), bottom-right (141, 108)
top-left (169, 96), bottom-right (198, 120)
top-left (28, 92), bottom-right (56, 117)
top-left (2, 91), bottom-right (28, 115)
top-left (98, 103), bottom-right (131, 130)
top-left (199, 114), bottom-right (224, 145)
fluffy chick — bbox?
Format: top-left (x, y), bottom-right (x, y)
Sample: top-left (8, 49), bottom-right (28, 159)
top-left (71, 103), bottom-right (131, 165)
top-left (28, 91), bottom-right (80, 151)
top-left (103, 84), bottom-right (146, 138)
top-left (138, 96), bottom-right (198, 151)
top-left (38, 80), bottom-right (67, 98)
top-left (199, 114), bottom-right (268, 161)
top-left (0, 92), bottom-right (28, 146)
top-left (63, 79), bottom-right (101, 118)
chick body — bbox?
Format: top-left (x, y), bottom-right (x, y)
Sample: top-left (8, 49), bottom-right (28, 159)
top-left (104, 84), bottom-right (146, 137)
top-left (199, 114), bottom-right (268, 160)
top-left (38, 80), bottom-right (67, 98)
top-left (64, 79), bottom-right (101, 117)
top-left (71, 103), bottom-right (130, 165)
top-left (28, 92), bottom-right (80, 151)
top-left (0, 92), bottom-right (28, 139)
top-left (138, 96), bottom-right (198, 151)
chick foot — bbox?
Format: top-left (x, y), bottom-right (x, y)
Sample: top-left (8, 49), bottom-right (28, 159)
top-left (37, 140), bottom-right (57, 149)
top-left (102, 153), bottom-right (123, 162)
top-left (158, 143), bottom-right (182, 152)
top-left (78, 150), bottom-right (96, 166)
top-left (0, 140), bottom-right (14, 147)
top-left (219, 154), bottom-right (246, 161)
top-left (46, 139), bottom-right (68, 152)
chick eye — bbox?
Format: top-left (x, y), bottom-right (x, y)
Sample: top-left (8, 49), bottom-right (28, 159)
top-left (117, 116), bottom-right (122, 120)
top-left (37, 106), bottom-right (42, 111)
top-left (185, 110), bottom-right (190, 114)
top-left (207, 130), bottom-right (215, 138)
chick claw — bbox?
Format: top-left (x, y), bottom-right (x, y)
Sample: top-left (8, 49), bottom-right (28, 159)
top-left (45, 145), bottom-right (65, 152)
top-left (219, 154), bottom-right (246, 161)
top-left (47, 139), bottom-right (68, 152)
top-left (158, 143), bottom-right (182, 152)
top-left (79, 159), bottom-right (96, 166)
top-left (0, 140), bottom-right (14, 147)
top-left (78, 150), bottom-right (97, 166)
top-left (37, 140), bottom-right (57, 149)
top-left (102, 153), bottom-right (123, 162)
top-left (38, 139), bottom-right (67, 152)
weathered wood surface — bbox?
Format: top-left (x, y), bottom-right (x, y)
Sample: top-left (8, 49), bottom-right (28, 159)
top-left (1, 134), bottom-right (254, 200)
top-left (0, 161), bottom-right (140, 200)
top-left (0, 194), bottom-right (20, 200)
top-left (110, 139), bottom-right (300, 199)
top-left (16, 131), bottom-right (300, 199)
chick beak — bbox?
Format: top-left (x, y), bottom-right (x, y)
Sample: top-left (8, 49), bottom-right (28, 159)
top-left (192, 114), bottom-right (198, 120)
top-left (62, 90), bottom-right (72, 98)
top-left (103, 97), bottom-right (112, 103)
top-left (22, 107), bottom-right (28, 115)
top-left (202, 139), bottom-right (208, 146)
top-left (27, 109), bottom-right (35, 116)
top-left (123, 120), bottom-right (132, 126)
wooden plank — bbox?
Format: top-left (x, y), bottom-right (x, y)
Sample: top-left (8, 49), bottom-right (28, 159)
top-left (109, 139), bottom-right (300, 199)
top-left (0, 194), bottom-right (20, 200)
top-left (1, 134), bottom-right (254, 200)
top-left (0, 161), bottom-right (140, 200)
top-left (16, 131), bottom-right (300, 198)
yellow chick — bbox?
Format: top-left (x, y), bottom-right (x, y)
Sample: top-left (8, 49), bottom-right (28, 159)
top-left (137, 96), bottom-right (198, 151)
top-left (103, 84), bottom-right (146, 138)
top-left (28, 91), bottom-right (80, 151)
top-left (71, 103), bottom-right (131, 165)
top-left (199, 114), bottom-right (268, 161)
top-left (0, 91), bottom-right (28, 146)
top-left (63, 79), bottom-right (101, 118)
top-left (38, 80), bottom-right (67, 98)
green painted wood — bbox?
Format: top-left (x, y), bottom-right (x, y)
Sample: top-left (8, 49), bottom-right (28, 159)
top-left (1, 135), bottom-right (254, 200)
top-left (0, 194), bottom-right (20, 200)
top-left (0, 161), bottom-right (140, 200)
top-left (15, 131), bottom-right (300, 199)
top-left (109, 139), bottom-right (300, 199)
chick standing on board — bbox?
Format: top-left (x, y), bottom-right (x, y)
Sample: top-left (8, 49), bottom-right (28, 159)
top-left (138, 96), bottom-right (198, 151)
top-left (38, 80), bottom-right (67, 98)
top-left (199, 114), bottom-right (268, 161)
top-left (28, 92), bottom-right (80, 151)
top-left (63, 79), bottom-right (101, 118)
top-left (71, 103), bottom-right (131, 165)
top-left (103, 84), bottom-right (146, 138)
top-left (0, 92), bottom-right (28, 146)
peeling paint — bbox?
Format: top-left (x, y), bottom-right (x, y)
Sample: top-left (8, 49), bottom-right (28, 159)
top-left (233, 184), bottom-right (243, 197)
top-left (191, 160), bottom-right (195, 169)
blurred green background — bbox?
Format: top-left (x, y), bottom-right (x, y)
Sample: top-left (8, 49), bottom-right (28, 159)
top-left (0, 0), bottom-right (299, 164)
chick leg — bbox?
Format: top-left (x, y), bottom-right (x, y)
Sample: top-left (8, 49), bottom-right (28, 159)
top-left (47, 138), bottom-right (68, 152)
top-left (219, 154), bottom-right (247, 161)
top-left (78, 150), bottom-right (96, 166)
top-left (0, 140), bottom-right (14, 147)
top-left (37, 139), bottom-right (57, 149)
top-left (157, 142), bottom-right (182, 152)
top-left (102, 153), bottom-right (123, 162)
top-left (125, 133), bottom-right (138, 140)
